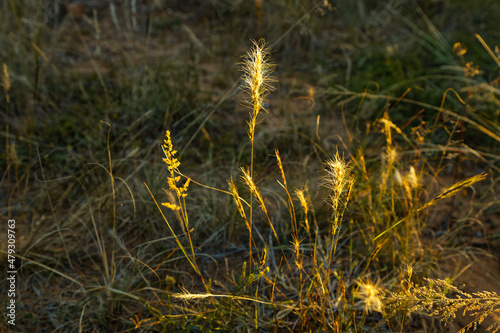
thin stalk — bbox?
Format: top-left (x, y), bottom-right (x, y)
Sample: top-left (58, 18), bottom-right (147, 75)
top-left (240, 39), bottom-right (276, 271)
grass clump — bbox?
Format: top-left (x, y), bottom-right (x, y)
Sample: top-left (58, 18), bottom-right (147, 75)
top-left (138, 40), bottom-right (497, 332)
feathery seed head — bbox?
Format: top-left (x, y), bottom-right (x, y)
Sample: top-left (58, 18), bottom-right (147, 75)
top-left (394, 169), bottom-right (403, 186)
top-left (3, 64), bottom-right (9, 91)
top-left (255, 0), bottom-right (262, 26)
top-left (464, 62), bottom-right (481, 78)
top-left (380, 117), bottom-right (393, 146)
top-left (228, 178), bottom-right (250, 231)
top-left (403, 263), bottom-right (414, 281)
top-left (240, 39), bottom-right (276, 140)
top-left (260, 242), bottom-right (268, 269)
top-left (292, 235), bottom-right (303, 270)
top-left (162, 201), bottom-right (181, 211)
top-left (172, 286), bottom-right (213, 300)
top-left (323, 151), bottom-right (355, 211)
top-left (275, 149), bottom-right (287, 186)
top-left (295, 187), bottom-right (311, 233)
top-left (162, 130), bottom-right (189, 209)
top-left (240, 167), bottom-right (257, 194)
top-left (294, 188), bottom-right (310, 213)
top-left (405, 166), bottom-right (419, 189)
top-left (358, 281), bottom-right (384, 313)
top-left (240, 167), bottom-right (267, 215)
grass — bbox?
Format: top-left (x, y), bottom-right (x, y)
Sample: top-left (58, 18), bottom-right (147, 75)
top-left (1, 0), bottom-right (499, 332)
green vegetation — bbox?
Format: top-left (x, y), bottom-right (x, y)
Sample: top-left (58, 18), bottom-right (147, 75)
top-left (1, 1), bottom-right (499, 332)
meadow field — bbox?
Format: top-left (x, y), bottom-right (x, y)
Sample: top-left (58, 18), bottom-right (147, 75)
top-left (1, 0), bottom-right (499, 332)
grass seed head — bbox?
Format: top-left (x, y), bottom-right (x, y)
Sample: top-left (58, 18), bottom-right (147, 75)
top-left (240, 39), bottom-right (276, 140)
top-left (292, 235), bottom-right (303, 270)
top-left (394, 169), bottom-right (403, 186)
top-left (240, 39), bottom-right (276, 110)
top-left (323, 151), bottom-right (355, 211)
top-left (453, 42), bottom-right (468, 56)
top-left (405, 166), bottom-right (419, 189)
top-left (172, 286), bottom-right (213, 300)
top-left (358, 281), bottom-right (384, 313)
top-left (228, 178), bottom-right (250, 231)
top-left (240, 167), bottom-right (268, 215)
top-left (385, 146), bottom-right (398, 167)
top-left (418, 172), bottom-right (487, 211)
top-left (162, 130), bottom-right (189, 206)
top-left (260, 242), bottom-right (268, 269)
top-left (3, 63), bottom-right (9, 103)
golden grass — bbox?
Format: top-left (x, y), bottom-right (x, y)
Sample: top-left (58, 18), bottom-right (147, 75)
top-left (386, 278), bottom-right (500, 333)
top-left (240, 38), bottom-right (276, 145)
top-left (3, 4), bottom-right (499, 331)
top-left (146, 39), bottom-right (498, 333)
top-left (3, 63), bottom-right (10, 102)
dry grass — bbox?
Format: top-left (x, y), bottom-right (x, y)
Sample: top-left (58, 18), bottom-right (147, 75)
top-left (386, 278), bottom-right (500, 333)
top-left (136, 39), bottom-right (498, 332)
top-left (1, 1), bottom-right (499, 332)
